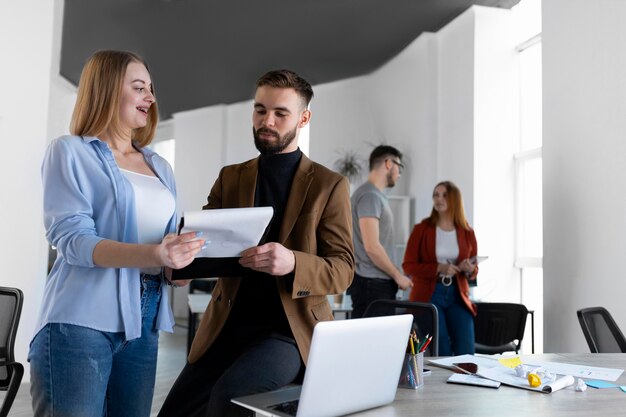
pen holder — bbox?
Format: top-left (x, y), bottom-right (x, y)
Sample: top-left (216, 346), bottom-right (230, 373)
top-left (398, 352), bottom-right (424, 389)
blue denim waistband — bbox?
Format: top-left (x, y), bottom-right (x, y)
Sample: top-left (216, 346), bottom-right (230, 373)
top-left (141, 272), bottom-right (162, 285)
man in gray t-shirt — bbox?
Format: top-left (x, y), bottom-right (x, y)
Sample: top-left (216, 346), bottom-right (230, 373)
top-left (349, 145), bottom-right (413, 319)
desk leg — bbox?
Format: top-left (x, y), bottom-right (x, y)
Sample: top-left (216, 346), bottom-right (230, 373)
top-left (527, 310), bottom-right (535, 354)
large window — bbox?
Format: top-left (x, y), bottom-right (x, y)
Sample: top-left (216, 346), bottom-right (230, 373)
top-left (515, 37), bottom-right (542, 266)
top-left (513, 0), bottom-right (542, 352)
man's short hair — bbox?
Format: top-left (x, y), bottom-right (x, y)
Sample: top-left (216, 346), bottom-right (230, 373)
top-left (256, 69), bottom-right (314, 108)
top-left (369, 145), bottom-right (403, 171)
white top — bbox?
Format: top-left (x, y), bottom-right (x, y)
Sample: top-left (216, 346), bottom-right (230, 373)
top-left (436, 226), bottom-right (459, 264)
top-left (122, 168), bottom-right (176, 274)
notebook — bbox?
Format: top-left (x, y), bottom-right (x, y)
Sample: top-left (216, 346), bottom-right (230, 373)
top-left (231, 314), bottom-right (413, 417)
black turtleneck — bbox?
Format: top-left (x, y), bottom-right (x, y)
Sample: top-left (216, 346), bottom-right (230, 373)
top-left (223, 148), bottom-right (303, 340)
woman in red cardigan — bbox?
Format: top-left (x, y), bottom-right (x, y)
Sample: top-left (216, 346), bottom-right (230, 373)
top-left (403, 181), bottom-right (478, 356)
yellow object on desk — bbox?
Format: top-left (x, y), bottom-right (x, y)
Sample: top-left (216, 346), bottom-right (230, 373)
top-left (528, 373), bottom-right (542, 387)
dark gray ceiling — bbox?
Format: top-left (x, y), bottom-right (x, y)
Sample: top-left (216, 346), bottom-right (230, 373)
top-left (61, 0), bottom-right (519, 120)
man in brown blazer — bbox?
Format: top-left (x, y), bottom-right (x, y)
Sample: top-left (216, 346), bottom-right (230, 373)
top-left (159, 69), bottom-right (355, 417)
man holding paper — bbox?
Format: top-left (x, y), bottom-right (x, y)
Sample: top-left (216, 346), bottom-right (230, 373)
top-left (159, 70), bottom-right (355, 417)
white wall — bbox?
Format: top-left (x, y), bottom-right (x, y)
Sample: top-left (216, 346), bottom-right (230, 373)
top-left (174, 106), bottom-right (227, 214)
top-left (543, 0), bottom-right (626, 352)
top-left (367, 33), bottom-right (439, 214)
top-left (437, 8), bottom-right (476, 222)
top-left (0, 0), bottom-right (59, 382)
top-left (310, 75), bottom-right (378, 184)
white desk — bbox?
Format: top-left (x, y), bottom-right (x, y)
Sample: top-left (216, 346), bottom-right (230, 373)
top-left (187, 293), bottom-right (212, 353)
top-left (352, 353), bottom-right (626, 416)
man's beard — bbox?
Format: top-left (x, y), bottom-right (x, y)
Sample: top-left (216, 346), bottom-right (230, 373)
top-left (253, 125), bottom-right (297, 155)
top-left (386, 171), bottom-right (396, 188)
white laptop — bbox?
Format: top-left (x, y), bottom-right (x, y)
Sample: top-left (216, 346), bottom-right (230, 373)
top-left (231, 314), bottom-right (413, 417)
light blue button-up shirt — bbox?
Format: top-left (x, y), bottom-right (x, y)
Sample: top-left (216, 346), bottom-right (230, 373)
top-left (34, 135), bottom-right (177, 341)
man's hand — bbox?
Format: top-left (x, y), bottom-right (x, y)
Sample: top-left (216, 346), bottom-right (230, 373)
top-left (395, 274), bottom-right (414, 291)
top-left (239, 242), bottom-right (296, 276)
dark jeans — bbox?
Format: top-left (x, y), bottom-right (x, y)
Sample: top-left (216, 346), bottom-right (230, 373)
top-left (430, 282), bottom-right (475, 356)
top-left (158, 330), bottom-right (303, 417)
top-left (350, 273), bottom-right (398, 319)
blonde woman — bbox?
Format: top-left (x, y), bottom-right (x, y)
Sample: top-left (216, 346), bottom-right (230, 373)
top-left (403, 181), bottom-right (478, 356)
top-left (29, 50), bottom-right (204, 416)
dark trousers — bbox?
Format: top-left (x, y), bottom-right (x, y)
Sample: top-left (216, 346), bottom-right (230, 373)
top-left (349, 273), bottom-right (398, 319)
top-left (158, 330), bottom-right (302, 417)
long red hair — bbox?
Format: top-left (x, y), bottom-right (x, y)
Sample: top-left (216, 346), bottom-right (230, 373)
top-left (426, 181), bottom-right (470, 230)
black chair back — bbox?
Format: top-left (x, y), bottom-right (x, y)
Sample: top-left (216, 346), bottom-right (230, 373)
top-left (363, 299), bottom-right (439, 356)
top-left (474, 302), bottom-right (528, 354)
top-left (577, 307), bottom-right (626, 353)
top-left (0, 286), bottom-right (24, 417)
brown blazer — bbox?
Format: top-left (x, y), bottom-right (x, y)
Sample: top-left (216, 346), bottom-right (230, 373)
top-left (188, 154), bottom-right (355, 365)
top-left (402, 220), bottom-right (478, 316)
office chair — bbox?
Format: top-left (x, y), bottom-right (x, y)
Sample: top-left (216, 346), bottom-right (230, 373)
top-left (577, 307), bottom-right (626, 353)
top-left (474, 302), bottom-right (528, 354)
top-left (0, 287), bottom-right (24, 417)
top-left (363, 300), bottom-right (439, 356)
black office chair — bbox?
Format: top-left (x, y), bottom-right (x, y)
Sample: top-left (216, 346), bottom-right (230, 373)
top-left (363, 300), bottom-right (439, 357)
top-left (577, 307), bottom-right (626, 353)
top-left (474, 302), bottom-right (528, 354)
top-left (0, 287), bottom-right (24, 417)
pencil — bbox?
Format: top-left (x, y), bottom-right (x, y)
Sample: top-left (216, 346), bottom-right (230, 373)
top-left (417, 333), bottom-right (429, 351)
top-left (419, 336), bottom-right (432, 353)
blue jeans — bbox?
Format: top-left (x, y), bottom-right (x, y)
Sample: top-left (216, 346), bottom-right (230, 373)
top-left (30, 274), bottom-right (162, 417)
top-left (430, 282), bottom-right (475, 356)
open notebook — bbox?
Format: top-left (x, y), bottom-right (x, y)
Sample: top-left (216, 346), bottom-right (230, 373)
top-left (232, 314), bottom-right (413, 417)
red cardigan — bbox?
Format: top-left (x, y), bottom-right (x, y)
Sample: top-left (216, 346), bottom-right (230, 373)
top-left (402, 220), bottom-right (478, 316)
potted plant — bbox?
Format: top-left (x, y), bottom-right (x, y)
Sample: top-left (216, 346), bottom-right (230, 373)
top-left (334, 150), bottom-right (363, 184)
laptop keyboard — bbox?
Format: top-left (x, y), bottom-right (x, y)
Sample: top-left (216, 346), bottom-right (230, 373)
top-left (270, 399), bottom-right (299, 416)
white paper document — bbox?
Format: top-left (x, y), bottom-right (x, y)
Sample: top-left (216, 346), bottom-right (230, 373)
top-left (447, 373), bottom-right (501, 388)
top-left (477, 366), bottom-right (575, 393)
top-left (527, 360), bottom-right (624, 382)
top-left (430, 354), bottom-right (623, 394)
top-left (429, 354), bottom-right (500, 372)
top-left (180, 207), bottom-right (273, 258)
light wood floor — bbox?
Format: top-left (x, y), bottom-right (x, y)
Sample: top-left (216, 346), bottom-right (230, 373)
top-left (7, 324), bottom-right (188, 417)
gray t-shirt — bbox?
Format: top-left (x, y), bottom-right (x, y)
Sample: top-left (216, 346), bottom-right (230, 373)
top-left (351, 182), bottom-right (396, 279)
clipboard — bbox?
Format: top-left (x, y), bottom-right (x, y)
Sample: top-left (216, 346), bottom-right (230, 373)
top-left (468, 255), bottom-right (487, 287)
top-left (171, 207), bottom-right (273, 280)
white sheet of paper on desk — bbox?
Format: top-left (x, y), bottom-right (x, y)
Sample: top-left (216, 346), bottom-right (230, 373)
top-left (180, 207), bottom-right (273, 258)
top-left (527, 360), bottom-right (624, 382)
top-left (477, 366), bottom-right (574, 393)
top-left (429, 354), bottom-right (500, 371)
